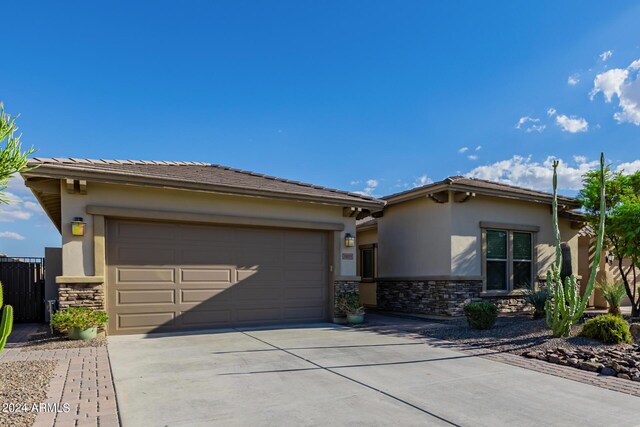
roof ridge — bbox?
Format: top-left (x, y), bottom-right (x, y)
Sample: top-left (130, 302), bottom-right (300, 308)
top-left (30, 157), bottom-right (211, 166)
top-left (459, 176), bottom-right (574, 199)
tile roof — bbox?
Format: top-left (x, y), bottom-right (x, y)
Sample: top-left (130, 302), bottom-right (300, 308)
top-left (384, 175), bottom-right (579, 206)
top-left (26, 158), bottom-right (384, 208)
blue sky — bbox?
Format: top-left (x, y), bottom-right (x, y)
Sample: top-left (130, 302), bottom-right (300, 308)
top-left (1, 1), bottom-right (640, 256)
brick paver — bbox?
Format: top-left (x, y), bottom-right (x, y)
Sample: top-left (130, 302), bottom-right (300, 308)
top-left (0, 324), bottom-right (120, 427)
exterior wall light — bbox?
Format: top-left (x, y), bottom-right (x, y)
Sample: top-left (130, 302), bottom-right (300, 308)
top-left (71, 217), bottom-right (86, 236)
top-left (606, 251), bottom-right (615, 266)
top-left (344, 233), bottom-right (355, 248)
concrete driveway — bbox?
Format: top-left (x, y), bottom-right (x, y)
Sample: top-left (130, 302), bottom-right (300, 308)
top-left (109, 323), bottom-right (640, 427)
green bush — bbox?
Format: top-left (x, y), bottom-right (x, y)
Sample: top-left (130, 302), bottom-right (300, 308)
top-left (579, 314), bottom-right (633, 344)
top-left (463, 301), bottom-right (498, 329)
top-left (51, 307), bottom-right (109, 332)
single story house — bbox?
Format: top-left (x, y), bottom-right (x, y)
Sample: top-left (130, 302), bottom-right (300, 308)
top-left (23, 158), bottom-right (384, 335)
top-left (356, 176), bottom-right (584, 316)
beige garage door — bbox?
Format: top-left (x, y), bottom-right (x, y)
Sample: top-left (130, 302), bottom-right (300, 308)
top-left (106, 219), bottom-right (329, 334)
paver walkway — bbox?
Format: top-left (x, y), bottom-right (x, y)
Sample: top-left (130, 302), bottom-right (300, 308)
top-left (0, 324), bottom-right (120, 427)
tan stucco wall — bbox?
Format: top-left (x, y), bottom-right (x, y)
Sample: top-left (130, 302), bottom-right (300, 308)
top-left (60, 181), bottom-right (357, 278)
top-left (450, 195), bottom-right (579, 279)
top-left (377, 193), bottom-right (579, 281)
top-left (378, 197), bottom-right (452, 278)
top-left (356, 227), bottom-right (378, 306)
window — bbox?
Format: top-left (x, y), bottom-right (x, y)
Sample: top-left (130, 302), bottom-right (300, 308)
top-left (359, 246), bottom-right (375, 281)
top-left (484, 229), bottom-right (533, 292)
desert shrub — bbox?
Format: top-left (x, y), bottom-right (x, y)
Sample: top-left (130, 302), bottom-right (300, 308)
top-left (51, 307), bottom-right (109, 331)
top-left (579, 314), bottom-right (633, 344)
top-left (463, 301), bottom-right (498, 330)
top-left (523, 289), bottom-right (548, 319)
top-left (596, 282), bottom-right (627, 315)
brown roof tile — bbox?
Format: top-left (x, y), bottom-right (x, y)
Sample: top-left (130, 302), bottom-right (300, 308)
top-left (26, 158), bottom-right (384, 208)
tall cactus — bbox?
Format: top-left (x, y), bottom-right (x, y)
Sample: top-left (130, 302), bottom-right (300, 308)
top-left (0, 281), bottom-right (14, 352)
top-left (545, 153), bottom-right (606, 337)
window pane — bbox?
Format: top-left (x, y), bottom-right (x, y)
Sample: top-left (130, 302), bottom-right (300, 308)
top-left (486, 260), bottom-right (507, 290)
top-left (486, 230), bottom-right (507, 259)
top-left (513, 232), bottom-right (532, 260)
top-left (361, 249), bottom-right (374, 279)
top-left (513, 261), bottom-right (532, 289)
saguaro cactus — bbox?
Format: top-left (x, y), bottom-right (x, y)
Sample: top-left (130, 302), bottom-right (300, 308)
top-left (0, 281), bottom-right (14, 352)
top-left (545, 153), bottom-right (606, 337)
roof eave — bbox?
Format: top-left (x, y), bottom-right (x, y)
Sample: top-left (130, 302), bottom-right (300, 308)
top-left (22, 165), bottom-right (385, 211)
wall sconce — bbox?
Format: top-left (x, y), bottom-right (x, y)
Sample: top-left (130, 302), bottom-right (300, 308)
top-left (606, 251), bottom-right (615, 266)
top-left (71, 217), bottom-right (86, 236)
top-left (344, 233), bottom-right (355, 248)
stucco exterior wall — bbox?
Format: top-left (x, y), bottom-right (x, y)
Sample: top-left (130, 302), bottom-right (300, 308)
top-left (378, 197), bottom-right (452, 278)
top-left (60, 181), bottom-right (357, 278)
top-left (356, 227), bottom-right (378, 306)
top-left (449, 195), bottom-right (580, 280)
top-left (376, 194), bottom-right (579, 282)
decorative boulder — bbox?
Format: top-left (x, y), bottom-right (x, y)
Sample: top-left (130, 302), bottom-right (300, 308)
top-left (631, 323), bottom-right (640, 343)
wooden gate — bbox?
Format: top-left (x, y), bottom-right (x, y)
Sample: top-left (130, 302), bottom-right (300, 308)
top-left (0, 257), bottom-right (45, 323)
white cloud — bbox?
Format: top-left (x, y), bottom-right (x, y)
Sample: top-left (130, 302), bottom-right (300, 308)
top-left (465, 155), bottom-right (600, 191)
top-left (413, 175), bottom-right (433, 188)
top-left (516, 116), bottom-right (545, 133)
top-left (573, 155), bottom-right (587, 163)
top-left (0, 231), bottom-right (25, 241)
top-left (555, 114), bottom-right (589, 133)
top-left (567, 75), bottom-right (580, 86)
top-left (475, 145), bottom-right (482, 151)
top-left (616, 160), bottom-right (640, 174)
top-left (349, 180), bottom-right (360, 185)
top-left (354, 179), bottom-right (379, 197)
top-left (590, 59), bottom-right (640, 125)
top-left (467, 154), bottom-right (478, 160)
top-left (600, 50), bottom-right (613, 62)
top-left (0, 177), bottom-right (47, 222)
top-left (547, 107), bottom-right (557, 116)
top-left (458, 147), bottom-right (469, 153)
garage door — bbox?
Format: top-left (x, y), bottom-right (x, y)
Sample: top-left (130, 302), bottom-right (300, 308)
top-left (106, 219), bottom-right (329, 334)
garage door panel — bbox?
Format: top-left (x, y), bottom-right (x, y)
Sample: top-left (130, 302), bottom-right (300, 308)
top-left (117, 268), bottom-right (175, 283)
top-left (179, 310), bottom-right (232, 326)
top-left (116, 247), bottom-right (175, 265)
top-left (115, 221), bottom-right (178, 241)
top-left (283, 306), bottom-right (325, 320)
top-left (178, 248), bottom-right (234, 265)
top-left (180, 268), bottom-right (233, 283)
top-left (285, 269), bottom-right (326, 282)
top-left (107, 219), bottom-right (329, 334)
top-left (117, 312), bottom-right (175, 329)
top-left (117, 290), bottom-right (175, 305)
top-left (180, 289), bottom-right (232, 304)
top-left (178, 225), bottom-right (235, 243)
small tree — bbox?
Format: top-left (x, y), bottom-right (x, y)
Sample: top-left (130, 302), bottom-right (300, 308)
top-left (0, 102), bottom-right (36, 351)
top-left (578, 166), bottom-right (640, 317)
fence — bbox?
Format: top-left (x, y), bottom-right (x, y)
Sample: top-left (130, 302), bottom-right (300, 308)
top-left (0, 256), bottom-right (45, 323)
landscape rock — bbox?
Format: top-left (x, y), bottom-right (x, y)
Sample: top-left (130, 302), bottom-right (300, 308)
top-left (631, 323), bottom-right (640, 343)
top-left (600, 367), bottom-right (617, 376)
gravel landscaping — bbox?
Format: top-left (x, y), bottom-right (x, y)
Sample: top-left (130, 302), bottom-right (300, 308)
top-left (20, 329), bottom-right (107, 351)
top-left (0, 359), bottom-right (58, 427)
top-left (418, 315), bottom-right (640, 381)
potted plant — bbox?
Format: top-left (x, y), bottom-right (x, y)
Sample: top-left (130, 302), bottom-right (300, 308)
top-left (336, 292), bottom-right (365, 324)
top-left (51, 307), bottom-right (108, 340)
